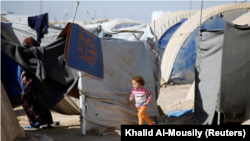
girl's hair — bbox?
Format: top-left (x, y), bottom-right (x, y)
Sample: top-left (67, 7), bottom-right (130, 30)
top-left (132, 76), bottom-right (145, 86)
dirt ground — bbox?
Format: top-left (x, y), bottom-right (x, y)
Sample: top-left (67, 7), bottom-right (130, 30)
top-left (14, 84), bottom-right (250, 141)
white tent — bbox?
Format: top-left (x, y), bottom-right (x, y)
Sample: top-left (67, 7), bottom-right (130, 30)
top-left (160, 3), bottom-right (250, 85)
top-left (186, 10), bottom-right (250, 107)
top-left (150, 10), bottom-right (198, 40)
top-left (232, 11), bottom-right (250, 25)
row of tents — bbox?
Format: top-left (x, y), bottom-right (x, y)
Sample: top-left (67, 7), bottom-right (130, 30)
top-left (153, 2), bottom-right (250, 124)
top-left (153, 3), bottom-right (250, 85)
top-left (1, 8), bottom-right (162, 139)
top-left (1, 2), bottom-right (250, 140)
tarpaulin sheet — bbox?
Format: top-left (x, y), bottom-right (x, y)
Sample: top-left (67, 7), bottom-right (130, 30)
top-left (219, 22), bottom-right (250, 121)
top-left (1, 37), bottom-right (78, 111)
top-left (58, 22), bottom-right (103, 79)
top-left (193, 30), bottom-right (224, 125)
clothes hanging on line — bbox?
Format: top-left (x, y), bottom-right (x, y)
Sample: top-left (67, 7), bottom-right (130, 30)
top-left (28, 13), bottom-right (49, 46)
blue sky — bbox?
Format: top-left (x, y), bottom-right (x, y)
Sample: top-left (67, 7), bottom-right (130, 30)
top-left (1, 1), bottom-right (240, 24)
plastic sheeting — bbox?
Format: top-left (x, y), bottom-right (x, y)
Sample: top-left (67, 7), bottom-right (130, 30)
top-left (193, 30), bottom-right (224, 125)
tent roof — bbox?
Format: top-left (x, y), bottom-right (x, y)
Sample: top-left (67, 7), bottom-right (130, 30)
top-left (161, 3), bottom-right (250, 85)
top-left (83, 18), bottom-right (143, 30)
top-left (2, 14), bottom-right (63, 46)
top-left (150, 10), bottom-right (198, 39)
top-left (232, 11), bottom-right (250, 25)
top-left (1, 16), bottom-right (8, 22)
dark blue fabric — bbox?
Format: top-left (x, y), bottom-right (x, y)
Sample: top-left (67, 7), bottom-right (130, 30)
top-left (63, 23), bottom-right (104, 79)
top-left (1, 35), bottom-right (22, 107)
top-left (28, 13), bottom-right (48, 45)
top-left (158, 19), bottom-right (187, 52)
top-left (170, 14), bottom-right (226, 85)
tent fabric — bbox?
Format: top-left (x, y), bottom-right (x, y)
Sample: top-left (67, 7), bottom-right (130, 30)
top-left (150, 10), bottom-right (198, 39)
top-left (54, 24), bottom-right (162, 117)
top-left (1, 22), bottom-right (24, 106)
top-left (1, 37), bottom-right (79, 111)
top-left (74, 24), bottom-right (161, 130)
top-left (158, 18), bottom-right (187, 52)
top-left (219, 22), bottom-right (250, 121)
top-left (232, 11), bottom-right (250, 26)
top-left (52, 96), bottom-right (80, 115)
top-left (193, 30), bottom-right (224, 125)
top-left (161, 3), bottom-right (250, 85)
top-left (1, 81), bottom-right (25, 141)
top-left (59, 23), bottom-right (104, 79)
top-left (83, 18), bottom-right (143, 31)
top-left (78, 40), bottom-right (160, 130)
top-left (186, 82), bottom-right (194, 101)
top-left (3, 15), bottom-right (62, 47)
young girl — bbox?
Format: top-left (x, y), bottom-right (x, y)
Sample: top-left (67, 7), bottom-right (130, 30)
top-left (130, 76), bottom-right (155, 125)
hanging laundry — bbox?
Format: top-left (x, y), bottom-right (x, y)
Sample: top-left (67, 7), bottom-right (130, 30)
top-left (28, 13), bottom-right (49, 45)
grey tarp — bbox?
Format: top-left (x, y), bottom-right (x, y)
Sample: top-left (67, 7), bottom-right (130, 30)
top-left (193, 30), bottom-right (224, 124)
top-left (219, 22), bottom-right (250, 121)
top-left (1, 37), bottom-right (78, 111)
top-left (75, 24), bottom-right (162, 130)
top-left (78, 39), bottom-right (160, 130)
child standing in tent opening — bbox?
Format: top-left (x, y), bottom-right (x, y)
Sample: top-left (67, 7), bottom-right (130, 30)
top-left (130, 76), bottom-right (155, 125)
top-left (21, 37), bottom-right (54, 130)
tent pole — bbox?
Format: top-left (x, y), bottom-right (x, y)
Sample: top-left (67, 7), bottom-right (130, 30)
top-left (79, 72), bottom-right (86, 136)
top-left (72, 0), bottom-right (80, 23)
top-left (199, 0), bottom-right (203, 31)
top-left (217, 112), bottom-right (221, 125)
top-left (80, 94), bottom-right (86, 135)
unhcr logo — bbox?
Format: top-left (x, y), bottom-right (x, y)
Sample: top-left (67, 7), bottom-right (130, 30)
top-left (77, 27), bottom-right (98, 65)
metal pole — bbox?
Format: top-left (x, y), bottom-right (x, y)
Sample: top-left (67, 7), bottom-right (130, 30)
top-left (217, 112), bottom-right (221, 125)
top-left (72, 0), bottom-right (80, 23)
top-left (154, 20), bottom-right (155, 33)
top-left (190, 0), bottom-right (192, 10)
top-left (79, 72), bottom-right (87, 136)
top-left (199, 0), bottom-right (203, 31)
top-left (40, 0), bottom-right (43, 14)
